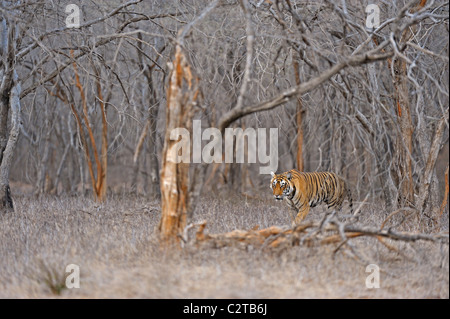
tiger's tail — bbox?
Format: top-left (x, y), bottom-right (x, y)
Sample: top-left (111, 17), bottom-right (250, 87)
top-left (347, 187), bottom-right (353, 214)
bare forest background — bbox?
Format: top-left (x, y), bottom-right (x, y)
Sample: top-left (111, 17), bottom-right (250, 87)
top-left (0, 0), bottom-right (449, 299)
top-left (0, 0), bottom-right (448, 230)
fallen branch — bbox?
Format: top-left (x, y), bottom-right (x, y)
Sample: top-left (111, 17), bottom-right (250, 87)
top-left (189, 219), bottom-right (449, 251)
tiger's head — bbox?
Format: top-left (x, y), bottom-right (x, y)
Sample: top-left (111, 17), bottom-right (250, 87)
top-left (270, 171), bottom-right (294, 201)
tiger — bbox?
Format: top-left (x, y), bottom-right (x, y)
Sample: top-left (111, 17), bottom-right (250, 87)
top-left (270, 169), bottom-right (353, 226)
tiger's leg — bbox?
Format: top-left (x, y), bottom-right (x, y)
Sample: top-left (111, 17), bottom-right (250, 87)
top-left (293, 206), bottom-right (310, 227)
top-left (288, 209), bottom-right (297, 225)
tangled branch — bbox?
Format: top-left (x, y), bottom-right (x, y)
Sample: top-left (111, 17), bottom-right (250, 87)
top-left (187, 218), bottom-right (449, 252)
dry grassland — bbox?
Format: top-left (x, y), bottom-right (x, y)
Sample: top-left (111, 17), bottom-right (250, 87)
top-left (0, 193), bottom-right (448, 298)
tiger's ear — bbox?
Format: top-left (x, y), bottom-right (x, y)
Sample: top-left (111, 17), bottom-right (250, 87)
top-left (286, 172), bottom-right (292, 181)
top-left (270, 171), bottom-right (275, 178)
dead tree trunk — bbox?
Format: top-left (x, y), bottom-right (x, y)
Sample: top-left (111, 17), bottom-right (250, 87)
top-left (158, 0), bottom-right (218, 246)
top-left (158, 45), bottom-right (201, 245)
top-left (0, 18), bottom-right (21, 212)
top-left (0, 77), bottom-right (20, 212)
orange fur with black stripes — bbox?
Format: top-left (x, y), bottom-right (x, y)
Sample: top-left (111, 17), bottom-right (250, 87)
top-left (270, 169), bottom-right (353, 226)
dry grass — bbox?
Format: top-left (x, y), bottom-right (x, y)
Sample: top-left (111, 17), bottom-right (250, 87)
top-left (0, 192), bottom-right (448, 298)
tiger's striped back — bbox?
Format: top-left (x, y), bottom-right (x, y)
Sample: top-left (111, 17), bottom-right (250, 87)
top-left (270, 169), bottom-right (353, 226)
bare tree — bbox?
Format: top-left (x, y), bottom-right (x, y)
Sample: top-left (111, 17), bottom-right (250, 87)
top-left (2, 1), bottom-right (447, 236)
top-left (1, 6), bottom-right (22, 211)
top-left (158, 0), bottom-right (218, 245)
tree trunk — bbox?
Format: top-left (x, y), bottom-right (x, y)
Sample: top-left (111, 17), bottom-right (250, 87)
top-left (293, 52), bottom-right (304, 172)
top-left (393, 57), bottom-right (415, 207)
top-left (145, 65), bottom-right (161, 199)
top-left (36, 110), bottom-right (52, 195)
top-left (0, 17), bottom-right (19, 212)
top-left (416, 108), bottom-right (449, 217)
top-left (159, 45), bottom-right (202, 245)
top-left (392, 0), bottom-right (428, 208)
top-left (134, 33), bottom-right (162, 198)
top-left (0, 74), bottom-right (21, 212)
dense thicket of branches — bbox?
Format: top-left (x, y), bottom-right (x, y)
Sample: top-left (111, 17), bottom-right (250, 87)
top-left (1, 1), bottom-right (448, 231)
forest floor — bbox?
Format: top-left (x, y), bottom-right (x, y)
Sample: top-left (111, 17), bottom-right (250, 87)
top-left (0, 192), bottom-right (448, 298)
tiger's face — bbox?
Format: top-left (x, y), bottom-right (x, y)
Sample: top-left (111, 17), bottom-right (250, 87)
top-left (270, 171), bottom-right (293, 201)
